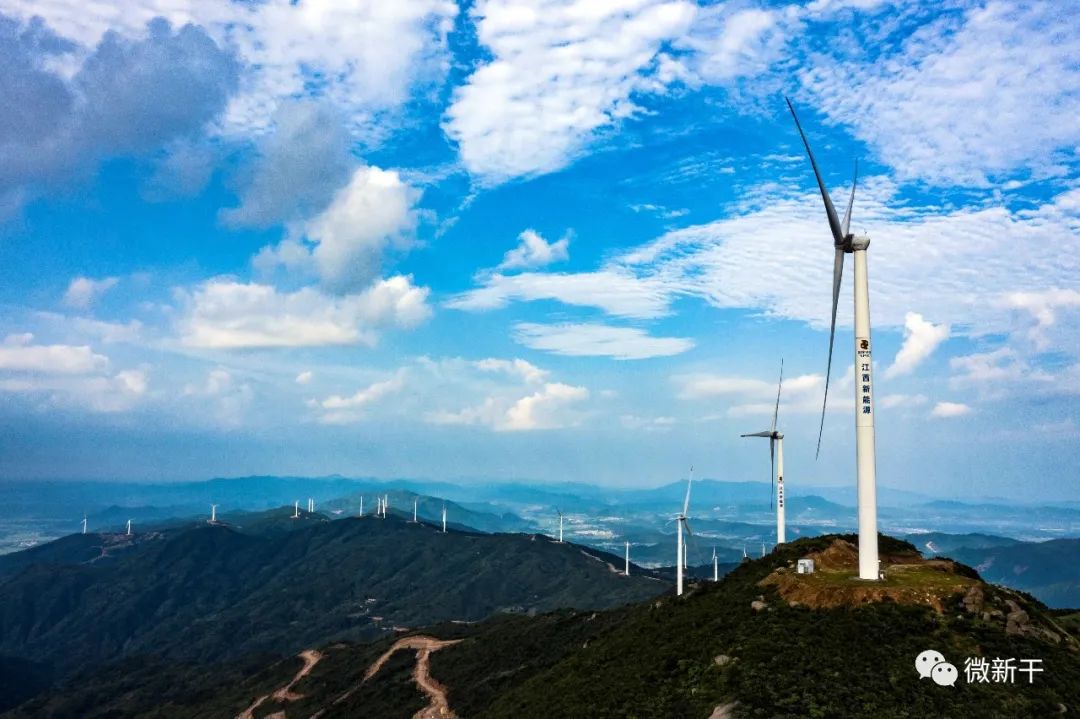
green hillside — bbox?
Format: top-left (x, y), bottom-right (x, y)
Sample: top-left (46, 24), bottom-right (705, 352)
top-left (0, 511), bottom-right (665, 689)
top-left (11, 534), bottom-right (1079, 719)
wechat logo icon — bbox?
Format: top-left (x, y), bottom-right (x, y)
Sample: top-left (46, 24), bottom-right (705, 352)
top-left (916, 649), bottom-right (958, 687)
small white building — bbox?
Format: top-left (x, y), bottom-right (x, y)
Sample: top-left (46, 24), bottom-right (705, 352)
top-left (796, 558), bottom-right (815, 574)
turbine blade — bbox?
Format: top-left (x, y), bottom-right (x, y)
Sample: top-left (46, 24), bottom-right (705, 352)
top-left (816, 247), bottom-right (845, 459)
top-left (682, 518), bottom-right (694, 537)
top-left (770, 437), bottom-right (775, 510)
top-left (785, 97), bottom-right (845, 247)
top-left (841, 159), bottom-right (858, 237)
top-left (772, 358), bottom-right (783, 434)
top-left (682, 469), bottom-right (693, 517)
top-left (741, 431), bottom-right (772, 437)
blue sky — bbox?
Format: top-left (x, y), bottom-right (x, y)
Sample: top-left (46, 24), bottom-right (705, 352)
top-left (0, 0), bottom-right (1078, 500)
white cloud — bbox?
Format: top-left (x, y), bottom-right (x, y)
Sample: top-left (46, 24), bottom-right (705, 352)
top-left (799, 1), bottom-right (1080, 185)
top-left (0, 369), bottom-right (149, 413)
top-left (314, 371), bottom-right (405, 424)
top-left (63, 276), bottom-right (118, 309)
top-left (1000, 288), bottom-right (1080, 351)
top-left (884, 312), bottom-right (949, 379)
top-left (930, 401), bottom-right (972, 418)
top-left (877, 393), bottom-right (928, 410)
top-left (423, 359), bottom-right (589, 432)
top-left (3, 0), bottom-right (460, 139)
top-left (182, 367), bottom-right (253, 425)
top-left (676, 369), bottom-right (827, 418)
top-left (0, 333), bottom-right (110, 374)
top-left (446, 269), bottom-right (672, 319)
top-left (949, 348), bottom-right (1052, 391)
top-left (504, 382), bottom-right (589, 431)
top-left (0, 333), bottom-right (146, 412)
top-left (513, 322), bottom-right (694, 360)
top-left (497, 229), bottom-right (570, 271)
top-left (444, 0), bottom-right (696, 181)
top-left (681, 6), bottom-right (788, 83)
top-left (474, 358), bottom-right (549, 384)
top-left (476, 182), bottom-right (1080, 343)
top-left (254, 165), bottom-right (421, 293)
top-left (295, 370), bottom-right (313, 385)
top-left (177, 275), bottom-right (430, 349)
top-left (620, 413), bottom-right (676, 431)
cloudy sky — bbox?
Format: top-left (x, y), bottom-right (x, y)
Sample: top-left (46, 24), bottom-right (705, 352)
top-left (0, 0), bottom-right (1077, 500)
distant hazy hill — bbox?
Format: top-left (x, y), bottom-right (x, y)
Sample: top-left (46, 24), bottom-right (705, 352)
top-left (946, 538), bottom-right (1080, 608)
top-left (12, 534), bottom-right (1078, 719)
top-left (0, 510), bottom-right (665, 690)
top-left (905, 532), bottom-right (1022, 555)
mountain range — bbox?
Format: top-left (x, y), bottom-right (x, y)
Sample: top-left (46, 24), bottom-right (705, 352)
top-left (0, 508), bottom-right (664, 703)
top-left (6, 534), bottom-right (1079, 718)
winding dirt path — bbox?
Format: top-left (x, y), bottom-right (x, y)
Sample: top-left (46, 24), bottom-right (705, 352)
top-left (333, 636), bottom-right (461, 718)
top-left (237, 649), bottom-right (323, 719)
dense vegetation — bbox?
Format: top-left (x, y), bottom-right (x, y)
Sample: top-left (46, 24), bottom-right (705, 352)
top-left (0, 511), bottom-right (664, 684)
top-left (12, 533), bottom-right (1078, 719)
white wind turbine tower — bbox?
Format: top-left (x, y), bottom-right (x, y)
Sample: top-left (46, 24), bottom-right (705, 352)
top-left (293, 501), bottom-right (300, 519)
top-left (741, 359), bottom-right (786, 545)
top-left (81, 514), bottom-right (87, 535)
top-left (126, 519), bottom-right (132, 536)
top-left (555, 509), bottom-right (565, 543)
top-left (788, 97), bottom-right (879, 581)
top-left (359, 496), bottom-right (364, 517)
top-left (307, 498), bottom-right (314, 513)
top-left (675, 466), bottom-right (694, 597)
top-left (624, 541), bottom-right (631, 576)
top-left (412, 499), bottom-right (418, 523)
top-left (761, 542), bottom-right (766, 558)
top-left (712, 547), bottom-right (719, 582)
top-left (210, 504), bottom-right (218, 523)
top-left (441, 504), bottom-right (447, 533)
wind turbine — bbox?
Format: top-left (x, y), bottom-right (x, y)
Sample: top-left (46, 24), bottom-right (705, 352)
top-left (624, 541), bottom-right (630, 576)
top-left (359, 496), bottom-right (364, 517)
top-left (675, 466), bottom-right (694, 597)
top-left (210, 504), bottom-right (218, 523)
top-left (293, 501), bottom-right (300, 519)
top-left (412, 499), bottom-right (418, 523)
top-left (126, 519), bottom-right (132, 536)
top-left (787, 97), bottom-right (879, 581)
top-left (742, 545), bottom-right (748, 560)
top-left (761, 541), bottom-right (766, 558)
top-left (81, 514), bottom-right (87, 535)
top-left (555, 509), bottom-right (565, 543)
top-left (741, 359), bottom-right (786, 545)
top-left (441, 504), bottom-right (447, 533)
top-left (712, 547), bottom-right (719, 582)
top-left (307, 498), bottom-right (315, 513)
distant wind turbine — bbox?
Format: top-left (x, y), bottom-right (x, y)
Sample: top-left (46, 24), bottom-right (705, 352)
top-left (210, 504), bottom-right (218, 523)
top-left (412, 499), bottom-right (418, 523)
top-left (712, 547), bottom-right (719, 582)
top-left (741, 359), bottom-right (786, 545)
top-left (555, 508), bottom-right (565, 543)
top-left (761, 541), bottom-right (766, 558)
top-left (441, 504), bottom-right (447, 533)
top-left (293, 501), bottom-right (300, 519)
top-left (307, 498), bottom-right (315, 513)
top-left (81, 514), bottom-right (87, 535)
top-left (625, 541), bottom-right (630, 577)
top-left (359, 496), bottom-right (364, 517)
top-left (788, 97), bottom-right (879, 581)
top-left (676, 466), bottom-right (694, 597)
top-left (126, 519), bottom-right (132, 536)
